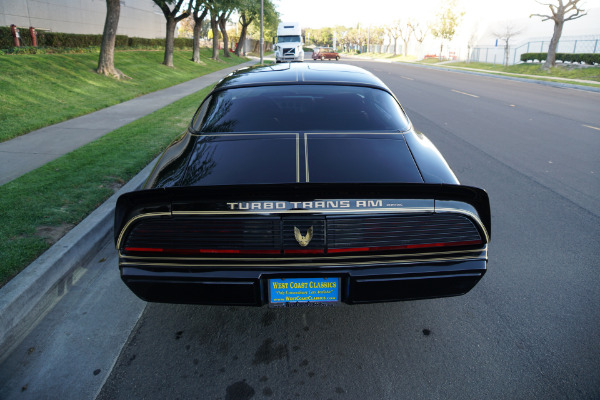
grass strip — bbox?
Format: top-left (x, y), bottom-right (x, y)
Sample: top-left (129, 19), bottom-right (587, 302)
top-left (0, 49), bottom-right (247, 142)
top-left (0, 85), bottom-right (214, 287)
top-left (436, 61), bottom-right (600, 84)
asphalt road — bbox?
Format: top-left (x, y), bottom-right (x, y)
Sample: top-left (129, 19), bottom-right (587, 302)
top-left (2, 60), bottom-right (598, 399)
top-left (97, 61), bottom-right (600, 399)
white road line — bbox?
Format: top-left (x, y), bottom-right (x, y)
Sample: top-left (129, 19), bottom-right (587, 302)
top-left (451, 89), bottom-right (479, 98)
top-left (401, 76), bottom-right (414, 81)
top-left (582, 124), bottom-right (600, 131)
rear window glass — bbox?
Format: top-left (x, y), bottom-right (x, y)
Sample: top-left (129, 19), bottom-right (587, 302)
top-left (192, 85), bottom-right (411, 133)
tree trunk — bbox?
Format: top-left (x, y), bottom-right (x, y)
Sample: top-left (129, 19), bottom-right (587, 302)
top-left (97, 0), bottom-right (128, 78)
top-left (219, 16), bottom-right (230, 58)
top-left (544, 18), bottom-right (563, 70)
top-left (192, 22), bottom-right (202, 63)
top-left (235, 24), bottom-right (249, 56)
top-left (393, 37), bottom-right (398, 56)
top-left (439, 43), bottom-right (443, 61)
top-left (192, 8), bottom-right (208, 63)
top-left (210, 15), bottom-right (220, 60)
top-left (163, 16), bottom-right (176, 67)
top-left (235, 14), bottom-right (252, 57)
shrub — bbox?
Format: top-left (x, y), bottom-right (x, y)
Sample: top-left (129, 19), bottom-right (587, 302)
top-left (0, 28), bottom-right (194, 54)
top-left (521, 52), bottom-right (600, 65)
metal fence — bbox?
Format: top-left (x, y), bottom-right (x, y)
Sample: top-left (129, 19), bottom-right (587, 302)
top-left (470, 38), bottom-right (600, 65)
top-left (339, 43), bottom-right (403, 54)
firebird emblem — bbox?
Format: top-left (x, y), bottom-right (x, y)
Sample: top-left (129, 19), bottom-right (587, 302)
top-left (294, 226), bottom-right (313, 247)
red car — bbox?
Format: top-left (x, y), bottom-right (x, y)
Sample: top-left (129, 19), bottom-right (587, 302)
top-left (312, 47), bottom-right (340, 61)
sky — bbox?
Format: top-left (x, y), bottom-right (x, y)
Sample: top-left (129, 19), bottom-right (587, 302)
top-left (274, 0), bottom-right (600, 46)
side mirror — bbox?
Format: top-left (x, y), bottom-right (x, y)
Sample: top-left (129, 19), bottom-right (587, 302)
top-left (272, 37), bottom-right (276, 45)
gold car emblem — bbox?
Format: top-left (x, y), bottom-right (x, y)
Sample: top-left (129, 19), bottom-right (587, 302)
top-left (294, 226), bottom-right (314, 247)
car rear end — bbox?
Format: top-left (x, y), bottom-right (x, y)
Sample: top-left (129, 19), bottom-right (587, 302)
top-left (115, 184), bottom-right (490, 306)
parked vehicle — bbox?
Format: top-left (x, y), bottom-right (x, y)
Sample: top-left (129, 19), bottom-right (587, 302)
top-left (115, 63), bottom-right (491, 307)
top-left (312, 47), bottom-right (340, 61)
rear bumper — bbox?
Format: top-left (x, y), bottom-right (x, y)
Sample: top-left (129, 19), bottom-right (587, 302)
top-left (120, 259), bottom-right (486, 306)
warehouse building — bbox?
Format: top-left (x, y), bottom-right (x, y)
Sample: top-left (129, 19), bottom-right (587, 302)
top-left (0, 0), bottom-right (164, 38)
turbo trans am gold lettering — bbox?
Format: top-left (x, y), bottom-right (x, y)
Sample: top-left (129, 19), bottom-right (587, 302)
top-left (226, 200), bottom-right (388, 211)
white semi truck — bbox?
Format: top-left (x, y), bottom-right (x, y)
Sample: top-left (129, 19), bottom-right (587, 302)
top-left (273, 22), bottom-right (304, 63)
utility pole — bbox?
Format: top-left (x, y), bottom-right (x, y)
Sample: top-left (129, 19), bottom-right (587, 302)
top-left (260, 0), bottom-right (264, 64)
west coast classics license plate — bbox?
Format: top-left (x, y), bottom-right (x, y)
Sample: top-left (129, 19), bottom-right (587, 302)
top-left (268, 277), bottom-right (340, 306)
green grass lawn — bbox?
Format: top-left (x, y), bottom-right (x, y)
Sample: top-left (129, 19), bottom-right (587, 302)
top-left (0, 85), bottom-right (214, 287)
top-left (0, 49), bottom-right (248, 142)
top-left (443, 61), bottom-right (600, 82)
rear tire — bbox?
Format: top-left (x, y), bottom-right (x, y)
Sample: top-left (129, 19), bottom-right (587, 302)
top-left (336, 56), bottom-right (340, 61)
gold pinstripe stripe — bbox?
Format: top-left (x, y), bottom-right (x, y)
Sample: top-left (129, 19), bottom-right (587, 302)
top-left (119, 253), bottom-right (487, 268)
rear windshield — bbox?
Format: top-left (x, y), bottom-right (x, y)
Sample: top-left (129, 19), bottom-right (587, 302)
top-left (192, 85), bottom-right (411, 133)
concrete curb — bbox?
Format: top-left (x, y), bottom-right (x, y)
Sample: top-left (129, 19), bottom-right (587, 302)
top-left (0, 160), bottom-right (155, 360)
top-left (0, 59), bottom-right (264, 358)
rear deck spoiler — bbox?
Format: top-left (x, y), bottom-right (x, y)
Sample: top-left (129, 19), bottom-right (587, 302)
top-left (114, 183), bottom-right (491, 245)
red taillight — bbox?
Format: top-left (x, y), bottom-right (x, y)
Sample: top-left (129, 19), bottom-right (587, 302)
top-left (125, 239), bottom-right (481, 256)
top-left (327, 240), bottom-right (482, 254)
top-left (124, 247), bottom-right (281, 255)
top-left (284, 249), bottom-right (325, 255)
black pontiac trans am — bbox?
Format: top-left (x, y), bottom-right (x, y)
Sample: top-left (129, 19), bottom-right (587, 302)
top-left (114, 63), bottom-right (490, 307)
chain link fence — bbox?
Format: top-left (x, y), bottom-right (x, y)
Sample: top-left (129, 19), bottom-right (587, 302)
top-left (470, 36), bottom-right (600, 65)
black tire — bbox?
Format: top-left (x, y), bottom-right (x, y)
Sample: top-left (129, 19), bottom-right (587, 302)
top-left (336, 56), bottom-right (340, 61)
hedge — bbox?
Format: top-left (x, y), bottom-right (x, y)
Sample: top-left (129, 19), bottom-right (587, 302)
top-left (0, 26), bottom-right (194, 53)
top-left (520, 52), bottom-right (600, 65)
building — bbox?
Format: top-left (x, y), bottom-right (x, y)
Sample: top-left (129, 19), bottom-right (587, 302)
top-left (0, 0), bottom-right (164, 38)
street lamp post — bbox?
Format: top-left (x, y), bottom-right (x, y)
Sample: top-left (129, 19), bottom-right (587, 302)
top-left (260, 0), bottom-right (264, 64)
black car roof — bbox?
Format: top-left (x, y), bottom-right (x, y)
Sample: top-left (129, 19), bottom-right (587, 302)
top-left (213, 62), bottom-right (391, 92)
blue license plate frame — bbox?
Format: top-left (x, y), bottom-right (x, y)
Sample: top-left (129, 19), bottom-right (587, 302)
top-left (268, 277), bottom-right (340, 306)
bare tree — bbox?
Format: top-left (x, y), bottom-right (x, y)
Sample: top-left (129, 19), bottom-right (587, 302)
top-left (154, 0), bottom-right (191, 67)
top-left (385, 24), bottom-right (401, 56)
top-left (531, 0), bottom-right (587, 69)
top-left (492, 22), bottom-right (524, 66)
top-left (397, 20), bottom-right (412, 57)
top-left (97, 0), bottom-right (128, 79)
top-left (409, 20), bottom-right (429, 60)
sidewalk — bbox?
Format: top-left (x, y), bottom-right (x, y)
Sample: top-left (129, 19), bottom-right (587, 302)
top-left (0, 59), bottom-right (258, 186)
top-left (0, 59), bottom-right (258, 362)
